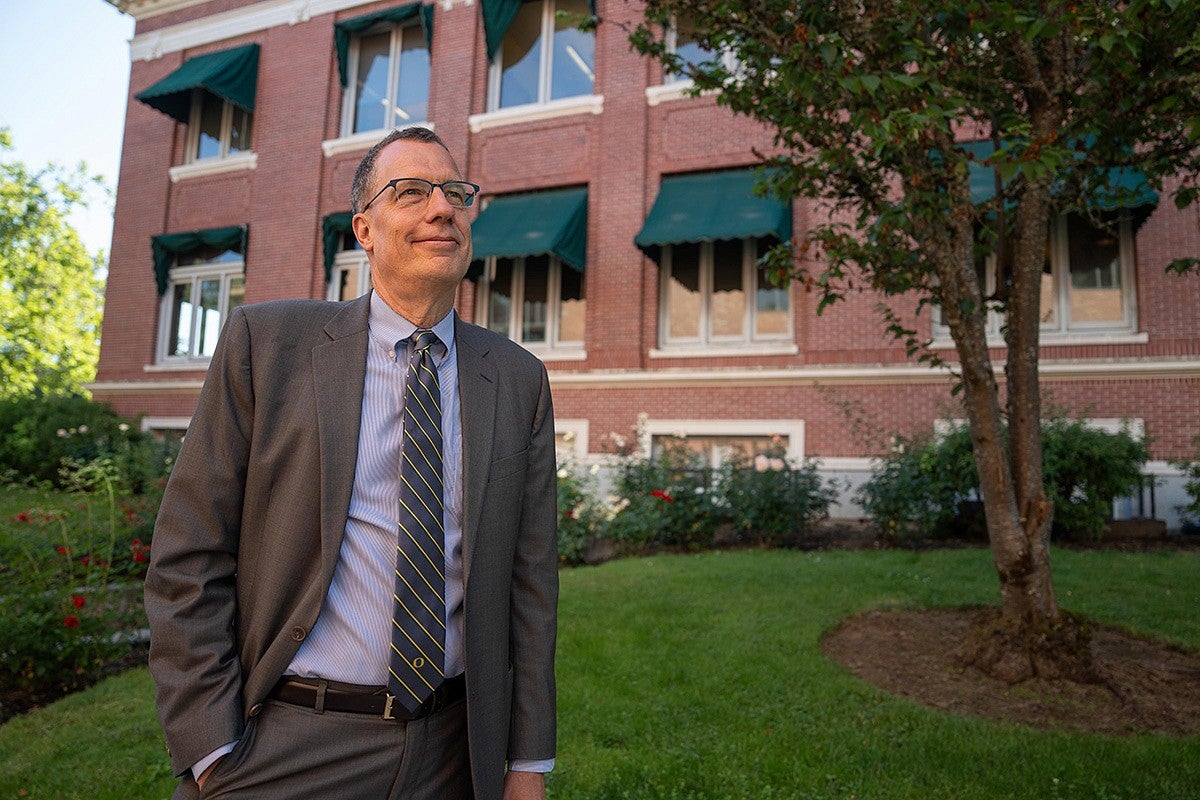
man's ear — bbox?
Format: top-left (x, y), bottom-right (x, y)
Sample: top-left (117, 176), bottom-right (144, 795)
top-left (351, 212), bottom-right (374, 253)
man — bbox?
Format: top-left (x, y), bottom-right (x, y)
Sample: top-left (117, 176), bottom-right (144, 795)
top-left (145, 127), bottom-right (558, 800)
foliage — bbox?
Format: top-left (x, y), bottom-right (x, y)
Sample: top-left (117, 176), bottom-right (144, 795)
top-left (628, 0), bottom-right (1200, 629)
top-left (0, 128), bottom-right (106, 398)
top-left (605, 439), bottom-right (717, 552)
top-left (859, 418), bottom-right (1149, 540)
top-left (0, 394), bottom-right (177, 492)
top-left (0, 463), bottom-right (158, 709)
top-left (556, 461), bottom-right (610, 565)
top-left (6, 549), bottom-right (1200, 799)
top-left (1169, 435), bottom-right (1200, 527)
top-left (717, 444), bottom-right (837, 545)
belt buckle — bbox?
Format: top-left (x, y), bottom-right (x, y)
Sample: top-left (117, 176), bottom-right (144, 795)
top-left (382, 693), bottom-right (398, 721)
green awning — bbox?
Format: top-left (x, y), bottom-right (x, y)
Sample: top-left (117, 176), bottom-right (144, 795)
top-left (334, 3), bottom-right (434, 88)
top-left (963, 139), bottom-right (1158, 211)
top-left (322, 212), bottom-right (355, 283)
top-left (468, 187), bottom-right (588, 279)
top-left (151, 226), bottom-right (248, 296)
top-left (481, 0), bottom-right (595, 62)
top-left (135, 44), bottom-right (260, 124)
top-left (635, 169), bottom-right (792, 263)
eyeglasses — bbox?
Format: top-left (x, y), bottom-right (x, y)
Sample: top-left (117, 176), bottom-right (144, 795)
top-left (362, 178), bottom-right (481, 212)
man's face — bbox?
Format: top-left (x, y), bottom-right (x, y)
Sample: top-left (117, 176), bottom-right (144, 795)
top-left (354, 140), bottom-right (473, 299)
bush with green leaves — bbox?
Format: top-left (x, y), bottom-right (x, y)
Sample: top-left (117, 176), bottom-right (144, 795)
top-left (0, 461), bottom-right (156, 711)
top-left (605, 441), bottom-right (716, 552)
top-left (1169, 435), bottom-right (1200, 530)
top-left (718, 446), bottom-right (838, 545)
top-left (858, 416), bottom-right (1149, 541)
top-left (0, 394), bottom-right (175, 493)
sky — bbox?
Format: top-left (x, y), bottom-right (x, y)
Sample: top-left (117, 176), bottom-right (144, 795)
top-left (0, 0), bottom-right (135, 254)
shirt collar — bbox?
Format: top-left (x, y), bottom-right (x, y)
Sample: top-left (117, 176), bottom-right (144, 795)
top-left (367, 290), bottom-right (457, 363)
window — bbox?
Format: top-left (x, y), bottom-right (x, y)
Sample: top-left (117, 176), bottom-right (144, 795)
top-left (643, 419), bottom-right (805, 468)
top-left (663, 15), bottom-right (736, 85)
top-left (660, 238), bottom-right (790, 346)
top-left (187, 91), bottom-right (252, 162)
top-left (158, 246), bottom-right (244, 363)
top-left (1043, 214), bottom-right (1135, 332)
top-left (343, 21), bottom-right (430, 134)
top-left (327, 231), bottom-right (371, 301)
top-left (934, 213), bottom-right (1136, 340)
top-left (477, 255), bottom-right (585, 349)
top-left (489, 0), bottom-right (595, 110)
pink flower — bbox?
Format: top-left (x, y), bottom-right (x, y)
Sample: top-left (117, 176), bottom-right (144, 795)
top-left (63, 616), bottom-right (80, 629)
top-left (71, 595), bottom-right (86, 609)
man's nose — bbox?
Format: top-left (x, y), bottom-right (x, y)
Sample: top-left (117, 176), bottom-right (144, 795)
top-left (425, 185), bottom-right (458, 218)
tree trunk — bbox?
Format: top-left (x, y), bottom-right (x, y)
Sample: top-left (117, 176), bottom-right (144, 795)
top-left (934, 182), bottom-right (1094, 684)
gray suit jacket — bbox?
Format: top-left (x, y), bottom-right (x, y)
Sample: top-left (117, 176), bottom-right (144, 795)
top-left (145, 293), bottom-right (558, 800)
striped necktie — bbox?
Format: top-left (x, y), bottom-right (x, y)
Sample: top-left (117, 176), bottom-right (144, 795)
top-left (387, 328), bottom-right (446, 714)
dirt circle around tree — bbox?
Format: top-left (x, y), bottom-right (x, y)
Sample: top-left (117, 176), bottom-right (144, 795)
top-left (820, 607), bottom-right (1200, 737)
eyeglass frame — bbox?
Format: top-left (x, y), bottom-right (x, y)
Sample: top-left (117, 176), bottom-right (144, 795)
top-left (361, 177), bottom-right (482, 212)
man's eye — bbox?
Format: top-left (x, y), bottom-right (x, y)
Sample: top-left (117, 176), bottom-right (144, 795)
top-left (399, 187), bottom-right (427, 198)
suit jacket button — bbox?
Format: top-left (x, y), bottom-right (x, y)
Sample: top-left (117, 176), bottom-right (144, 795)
top-left (291, 626), bottom-right (306, 642)
top-left (248, 703), bottom-right (263, 718)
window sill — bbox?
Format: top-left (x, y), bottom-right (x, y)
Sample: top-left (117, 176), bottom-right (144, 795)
top-left (169, 151), bottom-right (257, 182)
top-left (145, 360), bottom-right (212, 372)
top-left (650, 342), bottom-right (799, 359)
top-left (519, 345), bottom-right (587, 362)
top-left (645, 80), bottom-right (715, 107)
top-left (321, 123), bottom-right (434, 158)
top-left (468, 95), bottom-right (604, 134)
top-left (930, 331), bottom-right (1150, 349)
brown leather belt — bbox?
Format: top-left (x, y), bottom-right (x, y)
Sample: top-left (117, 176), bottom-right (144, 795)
top-left (269, 673), bottom-right (465, 721)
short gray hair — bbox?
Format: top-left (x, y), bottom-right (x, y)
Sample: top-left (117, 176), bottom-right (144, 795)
top-left (350, 127), bottom-right (457, 214)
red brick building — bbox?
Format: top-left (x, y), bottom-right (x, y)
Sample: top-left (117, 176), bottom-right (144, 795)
top-left (96, 0), bottom-right (1200, 526)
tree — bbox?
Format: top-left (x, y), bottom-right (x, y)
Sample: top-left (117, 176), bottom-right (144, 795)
top-left (630, 1), bottom-right (1200, 681)
top-left (0, 129), bottom-right (105, 399)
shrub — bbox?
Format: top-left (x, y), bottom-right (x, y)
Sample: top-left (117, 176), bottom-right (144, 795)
top-left (606, 440), bottom-right (716, 552)
top-left (718, 446), bottom-right (838, 545)
top-left (556, 464), bottom-right (598, 565)
top-left (0, 394), bottom-right (176, 493)
top-left (858, 416), bottom-right (1149, 541)
top-left (0, 462), bottom-right (155, 710)
top-left (1169, 435), bottom-right (1200, 530)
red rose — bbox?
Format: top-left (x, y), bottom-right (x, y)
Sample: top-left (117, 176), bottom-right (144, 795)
top-left (651, 489), bottom-right (675, 503)
top-left (63, 616), bottom-right (80, 628)
top-left (56, 545), bottom-right (69, 556)
top-left (15, 512), bottom-right (29, 522)
top-left (133, 551), bottom-right (148, 563)
top-left (72, 595), bottom-right (86, 609)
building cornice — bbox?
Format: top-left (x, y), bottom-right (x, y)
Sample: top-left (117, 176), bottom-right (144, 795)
top-left (123, 0), bottom-right (472, 61)
top-left (86, 356), bottom-right (1200, 395)
top-left (545, 357), bottom-right (1200, 390)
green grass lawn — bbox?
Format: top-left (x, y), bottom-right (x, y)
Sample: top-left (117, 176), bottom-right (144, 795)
top-left (2, 547), bottom-right (1198, 799)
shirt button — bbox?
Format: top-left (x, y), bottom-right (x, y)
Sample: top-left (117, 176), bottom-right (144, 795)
top-left (290, 627), bottom-right (306, 642)
top-left (248, 703), bottom-right (263, 718)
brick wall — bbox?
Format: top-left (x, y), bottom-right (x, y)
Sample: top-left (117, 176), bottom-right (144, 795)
top-left (94, 0), bottom-right (1200, 467)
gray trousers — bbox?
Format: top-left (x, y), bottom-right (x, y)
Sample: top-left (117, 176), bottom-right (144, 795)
top-left (175, 695), bottom-right (473, 800)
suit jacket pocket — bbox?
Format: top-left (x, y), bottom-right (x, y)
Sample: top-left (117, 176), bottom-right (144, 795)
top-left (489, 448), bottom-right (529, 483)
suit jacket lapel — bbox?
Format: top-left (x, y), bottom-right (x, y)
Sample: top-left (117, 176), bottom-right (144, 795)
top-left (313, 294), bottom-right (370, 580)
top-left (455, 317), bottom-right (497, 585)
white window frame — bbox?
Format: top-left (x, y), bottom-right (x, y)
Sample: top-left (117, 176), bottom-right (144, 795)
top-left (642, 418), bottom-right (806, 469)
top-left (340, 20), bottom-right (431, 137)
top-left (658, 238), bottom-right (792, 349)
top-left (327, 248), bottom-right (372, 301)
top-left (185, 90), bottom-right (251, 163)
top-left (156, 259), bottom-right (244, 365)
top-left (647, 15), bottom-right (740, 105)
top-left (933, 213), bottom-right (1141, 346)
top-left (475, 254), bottom-right (586, 357)
top-left (486, 0), bottom-right (596, 113)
